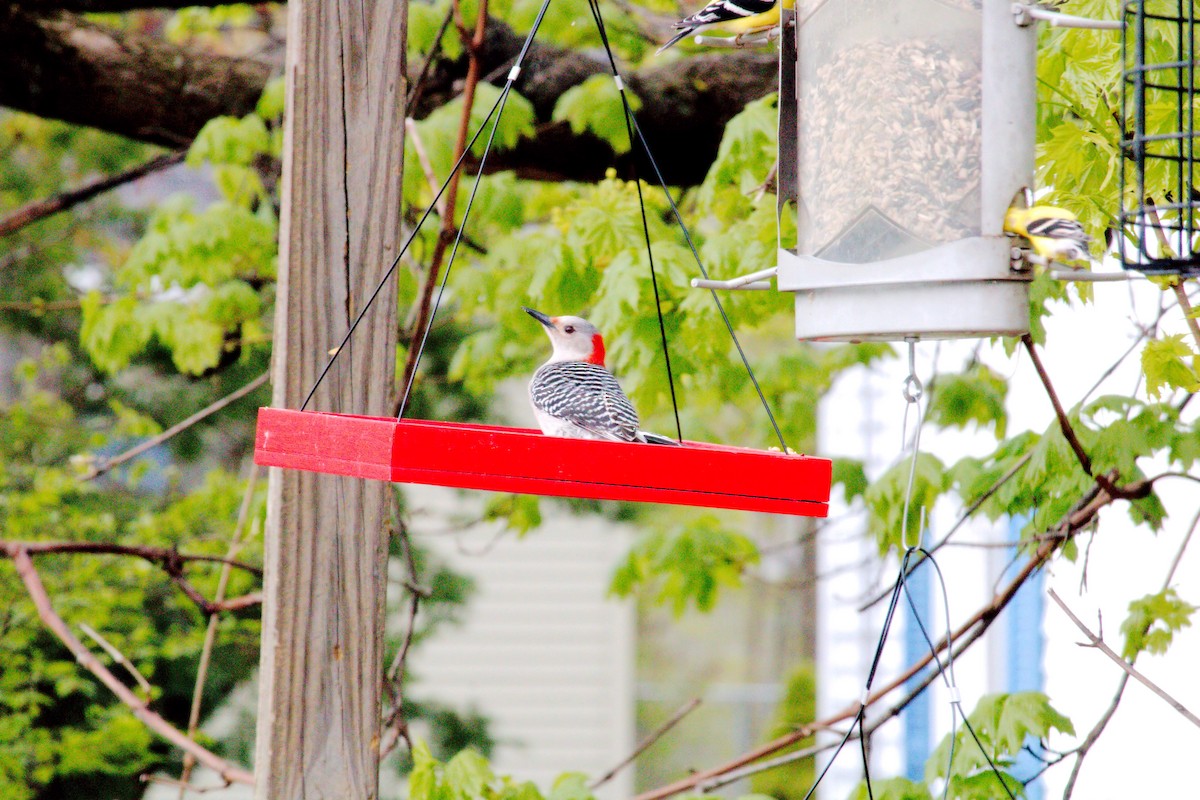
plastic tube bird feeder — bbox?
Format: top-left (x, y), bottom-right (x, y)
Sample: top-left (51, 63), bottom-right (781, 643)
top-left (1120, 1), bottom-right (1200, 276)
top-left (775, 0), bottom-right (1037, 341)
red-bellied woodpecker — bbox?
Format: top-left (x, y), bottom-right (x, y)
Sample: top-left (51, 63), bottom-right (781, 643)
top-left (524, 307), bottom-right (678, 445)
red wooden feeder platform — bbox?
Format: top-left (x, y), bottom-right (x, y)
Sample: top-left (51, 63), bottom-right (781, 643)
top-left (253, 408), bottom-right (832, 517)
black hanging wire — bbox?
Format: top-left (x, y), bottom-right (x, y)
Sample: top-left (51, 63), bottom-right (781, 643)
top-left (898, 548), bottom-right (1018, 800)
top-left (300, 0), bottom-right (557, 413)
top-left (306, 0), bottom-right (786, 451)
top-left (579, 32), bottom-right (788, 450)
top-left (583, 0), bottom-right (683, 443)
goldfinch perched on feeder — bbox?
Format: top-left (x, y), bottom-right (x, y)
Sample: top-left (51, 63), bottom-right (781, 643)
top-left (524, 307), bottom-right (677, 445)
top-left (657, 0), bottom-right (785, 53)
top-left (1003, 205), bottom-right (1092, 264)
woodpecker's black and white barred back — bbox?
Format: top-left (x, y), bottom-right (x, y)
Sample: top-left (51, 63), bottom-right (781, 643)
top-left (657, 0), bottom-right (777, 52)
top-left (523, 306), bottom-right (679, 444)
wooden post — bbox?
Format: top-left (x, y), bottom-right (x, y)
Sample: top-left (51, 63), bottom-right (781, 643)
top-left (254, 1), bottom-right (405, 797)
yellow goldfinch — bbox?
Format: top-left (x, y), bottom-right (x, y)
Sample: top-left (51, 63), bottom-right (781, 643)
top-left (657, 0), bottom-right (790, 53)
top-left (1003, 205), bottom-right (1092, 263)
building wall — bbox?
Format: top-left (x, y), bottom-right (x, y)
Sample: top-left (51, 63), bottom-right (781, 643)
top-left (409, 486), bottom-right (636, 800)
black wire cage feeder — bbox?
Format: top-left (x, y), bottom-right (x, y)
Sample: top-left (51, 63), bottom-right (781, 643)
top-left (1120, 0), bottom-right (1200, 276)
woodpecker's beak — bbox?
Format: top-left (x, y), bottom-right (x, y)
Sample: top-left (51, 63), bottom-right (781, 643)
top-left (522, 307), bottom-right (553, 328)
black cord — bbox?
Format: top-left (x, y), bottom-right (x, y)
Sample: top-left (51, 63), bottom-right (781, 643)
top-left (397, 80), bottom-right (516, 419)
top-left (300, 0), bottom-right (557, 413)
top-left (622, 110), bottom-right (788, 450)
top-left (584, 0), bottom-right (683, 443)
top-left (300, 85), bottom-right (513, 411)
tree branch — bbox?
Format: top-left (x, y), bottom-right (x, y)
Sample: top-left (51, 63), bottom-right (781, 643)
top-left (0, 150), bottom-right (185, 238)
top-left (591, 697), bottom-right (702, 789)
top-left (1047, 588), bottom-right (1200, 729)
top-left (635, 534), bottom-right (1063, 800)
top-left (178, 464), bottom-right (260, 794)
top-left (81, 369), bottom-right (269, 481)
top-left (2, 540), bottom-right (262, 576)
top-left (0, 7), bottom-right (271, 148)
top-left (0, 9), bottom-right (772, 185)
top-left (7, 547), bottom-right (255, 786)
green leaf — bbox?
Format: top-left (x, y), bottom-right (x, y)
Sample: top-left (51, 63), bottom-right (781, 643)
top-left (79, 293), bottom-right (152, 374)
top-left (831, 458), bottom-right (868, 503)
top-left (864, 452), bottom-right (948, 554)
top-left (482, 494), bottom-right (542, 535)
top-left (551, 75), bottom-right (642, 154)
top-left (409, 740), bottom-right (438, 800)
top-left (927, 692), bottom-right (1073, 793)
top-left (609, 515), bottom-right (760, 615)
top-left (187, 115), bottom-right (270, 168)
top-left (1141, 334), bottom-right (1200, 398)
top-left (927, 364), bottom-right (1008, 438)
top-left (548, 773), bottom-right (594, 800)
top-left (256, 76), bottom-right (287, 121)
top-left (445, 748), bottom-right (493, 799)
top-left (1120, 587), bottom-right (1197, 659)
top-left (848, 777), bottom-right (932, 800)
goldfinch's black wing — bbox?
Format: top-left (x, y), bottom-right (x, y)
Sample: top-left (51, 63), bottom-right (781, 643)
top-left (1027, 216), bottom-right (1090, 242)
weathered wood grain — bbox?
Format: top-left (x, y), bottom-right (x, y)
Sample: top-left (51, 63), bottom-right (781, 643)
top-left (254, 1), bottom-right (405, 797)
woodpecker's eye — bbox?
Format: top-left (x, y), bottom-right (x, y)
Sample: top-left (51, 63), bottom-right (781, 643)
top-left (564, 325), bottom-right (575, 334)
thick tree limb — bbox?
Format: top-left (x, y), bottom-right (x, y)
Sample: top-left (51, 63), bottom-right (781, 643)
top-left (0, 9), bottom-right (774, 185)
top-left (0, 7), bottom-right (271, 148)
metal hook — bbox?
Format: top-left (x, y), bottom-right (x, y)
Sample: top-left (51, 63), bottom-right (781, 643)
top-left (903, 337), bottom-right (922, 403)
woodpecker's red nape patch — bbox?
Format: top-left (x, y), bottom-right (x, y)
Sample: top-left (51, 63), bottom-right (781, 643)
top-left (587, 333), bottom-right (606, 366)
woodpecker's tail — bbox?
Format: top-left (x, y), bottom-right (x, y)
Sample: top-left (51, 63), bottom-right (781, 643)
top-left (638, 430), bottom-right (682, 446)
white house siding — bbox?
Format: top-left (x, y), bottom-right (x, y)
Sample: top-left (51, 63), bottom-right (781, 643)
top-left (409, 485), bottom-right (636, 800)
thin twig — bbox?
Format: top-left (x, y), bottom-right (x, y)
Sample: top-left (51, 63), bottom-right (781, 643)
top-left (408, 4), bottom-right (455, 112)
top-left (81, 370), bottom-right (269, 481)
top-left (1173, 281), bottom-right (1200, 350)
top-left (0, 150), bottom-right (186, 238)
top-left (178, 465), bottom-right (261, 796)
top-left (1022, 334), bottom-right (1093, 476)
top-left (380, 520), bottom-right (424, 757)
top-left (591, 697), bottom-right (702, 789)
top-left (633, 535), bottom-right (1063, 800)
top-left (1048, 588), bottom-right (1200, 729)
top-left (8, 548), bottom-right (254, 786)
top-left (141, 773), bottom-right (234, 794)
top-left (1, 540), bottom-right (262, 577)
top-left (79, 622), bottom-right (154, 700)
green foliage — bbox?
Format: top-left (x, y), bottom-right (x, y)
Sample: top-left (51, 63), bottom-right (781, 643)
top-left (831, 458), bottom-right (868, 504)
top-left (1121, 587), bottom-right (1197, 660)
top-left (1141, 334), bottom-right (1200, 398)
top-left (928, 364), bottom-right (1009, 438)
top-left (552, 75), bottom-right (642, 153)
top-left (864, 453), bottom-right (949, 554)
top-left (848, 777), bottom-right (933, 800)
top-left (750, 662), bottom-right (816, 800)
top-left (483, 494), bottom-right (543, 535)
top-left (408, 740), bottom-right (593, 800)
top-left (0, 352), bottom-right (264, 799)
top-left (609, 515), bottom-right (760, 615)
top-left (926, 692), bottom-right (1073, 800)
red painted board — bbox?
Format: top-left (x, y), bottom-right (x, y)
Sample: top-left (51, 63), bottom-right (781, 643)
top-left (254, 408), bottom-right (831, 517)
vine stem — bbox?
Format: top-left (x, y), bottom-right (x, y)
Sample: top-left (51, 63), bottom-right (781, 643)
top-left (395, 0), bottom-right (489, 415)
